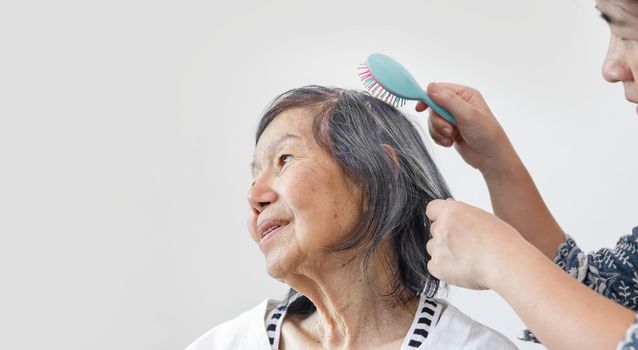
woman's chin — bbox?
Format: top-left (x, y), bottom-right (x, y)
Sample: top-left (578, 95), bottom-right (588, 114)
top-left (261, 235), bottom-right (305, 279)
top-left (263, 253), bottom-right (297, 281)
top-left (264, 262), bottom-right (285, 280)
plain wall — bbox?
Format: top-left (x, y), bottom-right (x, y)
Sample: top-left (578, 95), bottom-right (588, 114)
top-left (1, 0), bottom-right (637, 349)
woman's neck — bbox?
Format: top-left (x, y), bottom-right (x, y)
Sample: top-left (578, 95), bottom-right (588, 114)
top-left (282, 249), bottom-right (419, 349)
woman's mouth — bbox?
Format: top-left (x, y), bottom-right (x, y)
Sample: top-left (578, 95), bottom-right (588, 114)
top-left (260, 224), bottom-right (285, 244)
top-left (257, 218), bottom-right (290, 245)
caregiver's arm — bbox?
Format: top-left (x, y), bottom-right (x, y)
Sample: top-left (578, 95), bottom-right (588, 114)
top-left (417, 83), bottom-right (564, 258)
top-left (426, 199), bottom-right (635, 350)
top-left (494, 243), bottom-right (635, 350)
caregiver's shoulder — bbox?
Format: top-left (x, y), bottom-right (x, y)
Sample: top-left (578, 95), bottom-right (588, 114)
top-left (430, 300), bottom-right (518, 349)
top-left (184, 299), bottom-right (278, 350)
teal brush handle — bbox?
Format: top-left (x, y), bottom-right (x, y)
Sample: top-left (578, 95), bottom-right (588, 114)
top-left (418, 90), bottom-right (456, 125)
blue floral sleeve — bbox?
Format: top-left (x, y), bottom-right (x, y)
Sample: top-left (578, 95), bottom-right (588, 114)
top-left (521, 227), bottom-right (638, 345)
top-left (618, 314), bottom-right (638, 350)
top-left (554, 227), bottom-right (638, 311)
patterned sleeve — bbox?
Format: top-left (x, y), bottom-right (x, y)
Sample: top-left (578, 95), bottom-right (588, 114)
top-left (554, 227), bottom-right (638, 311)
top-left (617, 314), bottom-right (638, 350)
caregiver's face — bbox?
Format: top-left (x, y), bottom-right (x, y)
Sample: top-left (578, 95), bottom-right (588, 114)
top-left (248, 108), bottom-right (362, 278)
top-left (598, 0), bottom-right (638, 113)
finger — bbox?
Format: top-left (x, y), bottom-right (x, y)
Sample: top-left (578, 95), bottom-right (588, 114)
top-left (415, 101), bottom-right (429, 112)
top-left (427, 83), bottom-right (480, 126)
top-left (430, 110), bottom-right (455, 136)
top-left (428, 112), bottom-right (453, 147)
top-left (429, 110), bottom-right (455, 142)
top-left (426, 237), bottom-right (436, 255)
top-left (429, 220), bottom-right (440, 238)
top-left (427, 258), bottom-right (442, 280)
top-left (425, 199), bottom-right (445, 221)
top-left (431, 136), bottom-right (453, 148)
top-left (431, 82), bottom-right (479, 103)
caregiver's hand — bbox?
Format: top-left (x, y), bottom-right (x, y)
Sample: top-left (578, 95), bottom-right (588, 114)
top-left (425, 199), bottom-right (527, 290)
top-left (419, 83), bottom-right (566, 260)
top-left (427, 199), bottom-right (636, 350)
top-left (415, 83), bottom-right (516, 176)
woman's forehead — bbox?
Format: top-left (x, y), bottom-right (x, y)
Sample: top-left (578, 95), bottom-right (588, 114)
top-left (252, 108), bottom-right (317, 165)
top-left (257, 108), bottom-right (315, 146)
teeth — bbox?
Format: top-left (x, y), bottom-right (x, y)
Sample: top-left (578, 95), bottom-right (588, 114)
top-left (268, 225), bottom-right (280, 233)
top-left (265, 225), bottom-right (280, 235)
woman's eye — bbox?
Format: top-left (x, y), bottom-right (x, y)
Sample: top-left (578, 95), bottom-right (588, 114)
top-left (279, 154), bottom-right (292, 166)
top-left (620, 36), bottom-right (638, 44)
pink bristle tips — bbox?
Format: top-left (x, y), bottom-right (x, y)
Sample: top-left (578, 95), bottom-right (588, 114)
top-left (358, 64), bottom-right (406, 108)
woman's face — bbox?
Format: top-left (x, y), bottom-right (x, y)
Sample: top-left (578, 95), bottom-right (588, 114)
top-left (247, 108), bottom-right (363, 279)
top-left (598, 0), bottom-right (638, 113)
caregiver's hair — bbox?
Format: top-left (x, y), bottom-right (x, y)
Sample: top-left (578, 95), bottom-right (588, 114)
top-left (256, 85), bottom-right (452, 317)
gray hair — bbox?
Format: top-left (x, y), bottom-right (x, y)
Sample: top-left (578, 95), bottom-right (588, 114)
top-left (256, 85), bottom-right (452, 316)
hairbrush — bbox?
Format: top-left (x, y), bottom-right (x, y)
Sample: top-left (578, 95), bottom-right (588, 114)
top-left (358, 53), bottom-right (456, 125)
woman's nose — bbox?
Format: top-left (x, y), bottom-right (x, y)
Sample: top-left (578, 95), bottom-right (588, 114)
top-left (602, 36), bottom-right (634, 83)
top-left (247, 176), bottom-right (278, 214)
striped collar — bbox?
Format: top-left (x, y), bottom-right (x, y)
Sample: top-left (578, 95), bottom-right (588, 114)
top-left (265, 294), bottom-right (443, 350)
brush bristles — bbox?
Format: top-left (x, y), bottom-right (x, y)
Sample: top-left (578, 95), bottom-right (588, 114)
top-left (358, 64), bottom-right (407, 108)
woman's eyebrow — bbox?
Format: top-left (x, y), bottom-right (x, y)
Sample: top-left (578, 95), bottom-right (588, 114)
top-left (267, 133), bottom-right (301, 153)
top-left (597, 6), bottom-right (629, 27)
top-left (251, 133), bottom-right (301, 176)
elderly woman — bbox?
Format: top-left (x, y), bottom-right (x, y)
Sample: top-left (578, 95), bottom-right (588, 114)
top-left (186, 86), bottom-right (516, 349)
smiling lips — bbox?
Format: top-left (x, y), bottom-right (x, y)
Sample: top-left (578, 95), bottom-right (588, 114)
top-left (257, 218), bottom-right (289, 243)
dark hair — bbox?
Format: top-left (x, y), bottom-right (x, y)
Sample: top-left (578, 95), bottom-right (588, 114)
top-left (256, 85), bottom-right (452, 317)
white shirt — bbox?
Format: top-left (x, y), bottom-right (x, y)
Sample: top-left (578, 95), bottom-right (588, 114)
top-left (185, 298), bottom-right (517, 350)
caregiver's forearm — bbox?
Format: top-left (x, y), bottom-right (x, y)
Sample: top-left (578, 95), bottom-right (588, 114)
top-left (481, 153), bottom-right (565, 259)
top-left (488, 240), bottom-right (634, 350)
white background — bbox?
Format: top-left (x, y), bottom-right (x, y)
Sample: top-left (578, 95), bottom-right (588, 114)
top-left (1, 0), bottom-right (637, 349)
